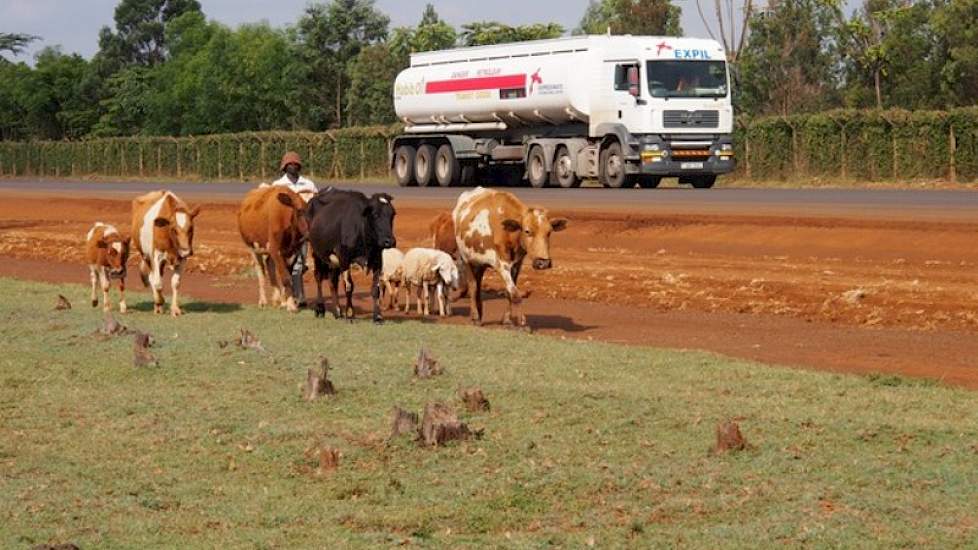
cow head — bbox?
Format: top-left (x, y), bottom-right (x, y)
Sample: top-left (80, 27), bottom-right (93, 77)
top-left (98, 234), bottom-right (130, 277)
top-left (367, 193), bottom-right (396, 249)
top-left (502, 208), bottom-right (568, 270)
top-left (276, 192), bottom-right (309, 241)
top-left (155, 205), bottom-right (201, 259)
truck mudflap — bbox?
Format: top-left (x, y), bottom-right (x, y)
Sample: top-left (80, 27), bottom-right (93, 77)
top-left (636, 135), bottom-right (736, 176)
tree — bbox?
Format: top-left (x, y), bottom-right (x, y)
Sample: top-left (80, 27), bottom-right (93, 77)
top-left (346, 43), bottom-right (402, 125)
top-left (0, 33), bottom-right (40, 62)
top-left (389, 3), bottom-right (457, 59)
top-left (294, 0), bottom-right (389, 129)
top-left (736, 0), bottom-right (843, 116)
top-left (97, 0), bottom-right (202, 66)
top-left (459, 22), bottom-right (564, 46)
top-left (576, 0), bottom-right (682, 36)
top-left (693, 0), bottom-right (753, 61)
top-left (932, 0), bottom-right (978, 106)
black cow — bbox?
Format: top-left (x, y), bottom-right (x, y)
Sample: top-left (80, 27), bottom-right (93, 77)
top-left (306, 189), bottom-right (396, 323)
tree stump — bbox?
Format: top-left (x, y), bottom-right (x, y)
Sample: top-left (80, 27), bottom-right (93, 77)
top-left (713, 420), bottom-right (748, 454)
top-left (236, 328), bottom-right (266, 352)
top-left (458, 387), bottom-right (490, 412)
top-left (315, 446), bottom-right (340, 476)
top-left (133, 332), bottom-right (158, 368)
top-left (419, 402), bottom-right (473, 447)
top-left (303, 357), bottom-right (336, 401)
top-left (414, 347), bottom-right (443, 379)
top-left (54, 294), bottom-right (72, 311)
top-left (388, 406), bottom-right (419, 440)
top-left (100, 312), bottom-right (127, 336)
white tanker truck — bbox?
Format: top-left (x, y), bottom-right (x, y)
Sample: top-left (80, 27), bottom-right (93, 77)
top-left (390, 35), bottom-right (735, 189)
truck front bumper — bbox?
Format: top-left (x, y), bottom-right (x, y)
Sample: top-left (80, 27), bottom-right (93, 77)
top-left (630, 135), bottom-right (736, 176)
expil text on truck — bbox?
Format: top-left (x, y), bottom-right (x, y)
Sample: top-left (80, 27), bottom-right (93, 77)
top-left (390, 35), bottom-right (735, 189)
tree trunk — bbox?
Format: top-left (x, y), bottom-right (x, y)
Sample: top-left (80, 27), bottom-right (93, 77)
top-left (388, 406), bottom-right (419, 440)
top-left (303, 357), bottom-right (336, 401)
top-left (419, 402), bottom-right (474, 447)
top-left (458, 387), bottom-right (490, 412)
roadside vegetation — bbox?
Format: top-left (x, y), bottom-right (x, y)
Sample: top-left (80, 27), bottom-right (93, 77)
top-left (2, 278), bottom-right (977, 548)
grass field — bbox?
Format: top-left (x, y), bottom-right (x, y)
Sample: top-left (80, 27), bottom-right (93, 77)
top-left (2, 278), bottom-right (977, 548)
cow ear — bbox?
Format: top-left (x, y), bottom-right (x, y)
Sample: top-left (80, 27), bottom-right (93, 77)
top-left (190, 206), bottom-right (202, 219)
top-left (276, 192), bottom-right (295, 208)
top-left (154, 217), bottom-right (170, 228)
top-left (96, 239), bottom-right (108, 248)
top-left (502, 219), bottom-right (522, 232)
top-left (550, 218), bottom-right (569, 232)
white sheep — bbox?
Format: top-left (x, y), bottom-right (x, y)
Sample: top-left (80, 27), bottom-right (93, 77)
top-left (380, 248), bottom-right (405, 310)
top-left (401, 247), bottom-right (460, 317)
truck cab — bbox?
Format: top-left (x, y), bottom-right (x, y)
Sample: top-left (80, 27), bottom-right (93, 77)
top-left (390, 35), bottom-right (735, 189)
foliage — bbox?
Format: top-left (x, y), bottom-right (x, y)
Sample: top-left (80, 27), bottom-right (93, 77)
top-left (577, 0), bottom-right (683, 36)
top-left (459, 21), bottom-right (564, 46)
top-left (2, 277), bottom-right (978, 547)
top-left (0, 32), bottom-right (40, 62)
top-left (97, 0), bottom-right (203, 67)
top-left (346, 44), bottom-right (402, 126)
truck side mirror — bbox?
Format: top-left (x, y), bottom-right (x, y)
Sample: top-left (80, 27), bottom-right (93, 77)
top-left (627, 66), bottom-right (640, 98)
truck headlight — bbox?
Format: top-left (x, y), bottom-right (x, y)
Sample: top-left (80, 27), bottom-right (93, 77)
top-left (721, 143), bottom-right (733, 152)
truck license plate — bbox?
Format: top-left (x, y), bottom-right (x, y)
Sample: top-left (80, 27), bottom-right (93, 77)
top-left (680, 162), bottom-right (704, 170)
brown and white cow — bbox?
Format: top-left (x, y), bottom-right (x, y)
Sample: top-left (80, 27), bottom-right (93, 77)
top-left (429, 211), bottom-right (468, 299)
top-left (237, 185), bottom-right (309, 312)
top-left (84, 222), bottom-right (130, 313)
top-left (131, 190), bottom-right (201, 316)
top-left (452, 187), bottom-right (567, 328)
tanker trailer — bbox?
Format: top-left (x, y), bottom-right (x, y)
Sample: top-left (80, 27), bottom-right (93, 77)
top-left (390, 35), bottom-right (735, 189)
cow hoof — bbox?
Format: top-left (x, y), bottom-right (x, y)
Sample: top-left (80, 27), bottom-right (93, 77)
top-left (91, 300), bottom-right (98, 308)
top-left (373, 317), bottom-right (384, 325)
top-left (119, 304), bottom-right (127, 314)
top-left (170, 308), bottom-right (183, 317)
top-left (470, 318), bottom-right (483, 326)
top-left (154, 305), bottom-right (163, 314)
top-left (314, 304), bottom-right (326, 318)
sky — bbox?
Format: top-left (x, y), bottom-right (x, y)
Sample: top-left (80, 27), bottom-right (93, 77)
top-left (0, 0), bottom-right (752, 63)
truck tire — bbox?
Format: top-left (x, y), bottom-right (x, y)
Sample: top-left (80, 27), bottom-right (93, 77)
top-left (435, 144), bottom-right (460, 187)
top-left (691, 175), bottom-right (716, 189)
top-left (393, 145), bottom-right (416, 187)
top-left (553, 146), bottom-right (580, 188)
top-left (637, 175), bottom-right (661, 189)
top-left (599, 142), bottom-right (627, 188)
top-left (460, 163), bottom-right (478, 186)
top-left (527, 146), bottom-right (549, 188)
top-left (415, 145), bottom-right (436, 187)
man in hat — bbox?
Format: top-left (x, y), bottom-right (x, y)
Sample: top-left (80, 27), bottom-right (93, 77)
top-left (273, 151), bottom-right (318, 307)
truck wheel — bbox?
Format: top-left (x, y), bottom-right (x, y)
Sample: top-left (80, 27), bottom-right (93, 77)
top-left (415, 145), bottom-right (436, 187)
top-left (553, 146), bottom-right (580, 188)
top-left (460, 163), bottom-right (478, 186)
top-left (527, 146), bottom-right (549, 188)
top-left (599, 142), bottom-right (627, 188)
top-left (637, 175), bottom-right (661, 189)
top-left (691, 175), bottom-right (716, 189)
top-left (435, 144), bottom-right (460, 187)
top-left (393, 145), bottom-right (416, 187)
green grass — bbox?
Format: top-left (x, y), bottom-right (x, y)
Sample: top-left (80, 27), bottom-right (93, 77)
top-left (2, 278), bottom-right (977, 548)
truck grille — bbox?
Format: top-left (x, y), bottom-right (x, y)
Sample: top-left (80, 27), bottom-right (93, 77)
top-left (663, 110), bottom-right (719, 129)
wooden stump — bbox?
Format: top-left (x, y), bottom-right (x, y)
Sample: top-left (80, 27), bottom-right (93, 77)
top-left (54, 294), bottom-right (72, 311)
top-left (315, 446), bottom-right (340, 476)
top-left (133, 332), bottom-right (158, 368)
top-left (100, 312), bottom-right (127, 336)
top-left (414, 347), bottom-right (443, 379)
top-left (419, 402), bottom-right (473, 447)
top-left (388, 406), bottom-right (419, 440)
top-left (303, 357), bottom-right (336, 401)
top-left (458, 387), bottom-right (490, 412)
top-left (713, 420), bottom-right (748, 454)
top-left (236, 328), bottom-right (266, 352)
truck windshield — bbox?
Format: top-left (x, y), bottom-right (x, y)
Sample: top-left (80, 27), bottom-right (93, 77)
top-left (646, 60), bottom-right (727, 98)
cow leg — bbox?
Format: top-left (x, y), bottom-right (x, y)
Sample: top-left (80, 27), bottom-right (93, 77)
top-left (497, 261), bottom-right (525, 327)
top-left (467, 263), bottom-right (486, 326)
top-left (99, 268), bottom-right (111, 312)
top-left (251, 250), bottom-right (269, 307)
top-left (371, 268), bottom-right (383, 324)
top-left (344, 270), bottom-right (355, 319)
top-left (169, 261), bottom-right (184, 316)
top-left (138, 258), bottom-right (150, 288)
top-left (312, 256), bottom-right (327, 318)
top-left (149, 254), bottom-right (165, 314)
top-left (118, 276), bottom-right (127, 314)
top-left (89, 265), bottom-right (99, 308)
top-left (328, 270), bottom-right (342, 319)
top-left (269, 247), bottom-right (297, 313)
top-left (265, 255), bottom-right (281, 305)
top-left (436, 281), bottom-right (446, 317)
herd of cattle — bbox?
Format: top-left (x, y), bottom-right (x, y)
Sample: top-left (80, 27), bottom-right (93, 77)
top-left (84, 185), bottom-right (568, 328)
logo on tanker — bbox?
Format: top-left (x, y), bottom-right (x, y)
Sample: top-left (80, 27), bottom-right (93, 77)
top-left (529, 68), bottom-right (543, 95)
top-left (395, 79), bottom-right (424, 97)
top-left (655, 41), bottom-right (712, 60)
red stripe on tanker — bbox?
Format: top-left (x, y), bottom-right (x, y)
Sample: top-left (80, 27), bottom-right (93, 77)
top-left (425, 74), bottom-right (527, 94)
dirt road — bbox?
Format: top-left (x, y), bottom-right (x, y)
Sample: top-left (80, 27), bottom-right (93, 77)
top-left (1, 181), bottom-right (976, 387)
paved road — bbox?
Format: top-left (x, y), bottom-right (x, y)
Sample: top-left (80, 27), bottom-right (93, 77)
top-left (2, 178), bottom-right (977, 220)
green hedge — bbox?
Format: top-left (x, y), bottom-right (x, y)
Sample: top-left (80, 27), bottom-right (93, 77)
top-left (735, 108), bottom-right (978, 182)
top-left (2, 111), bottom-right (977, 182)
top-left (0, 126), bottom-right (399, 181)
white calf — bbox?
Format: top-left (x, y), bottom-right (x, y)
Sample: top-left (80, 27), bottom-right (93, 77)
top-left (401, 248), bottom-right (460, 317)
